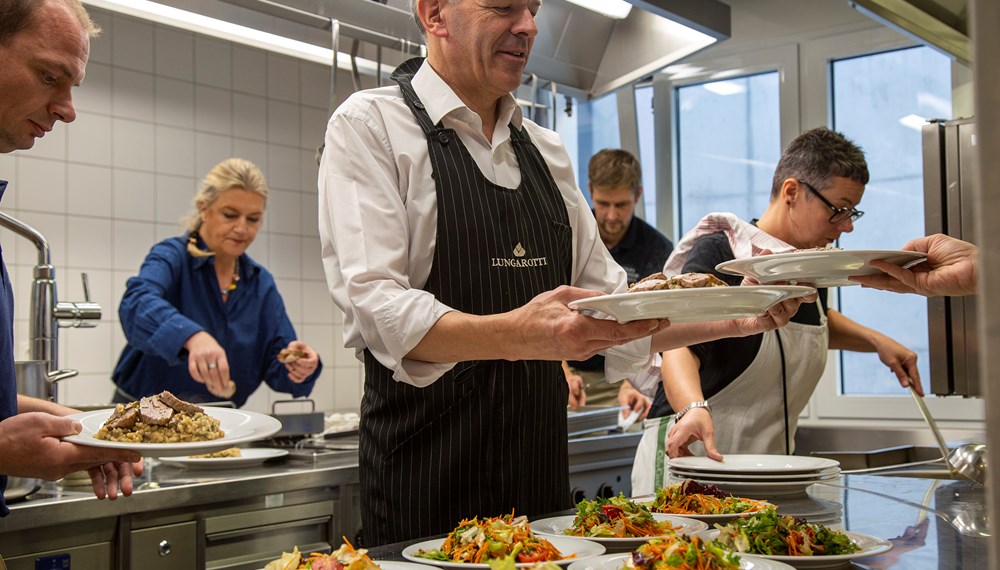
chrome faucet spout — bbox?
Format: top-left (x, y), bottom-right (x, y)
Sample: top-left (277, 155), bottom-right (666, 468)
top-left (0, 210), bottom-right (50, 267)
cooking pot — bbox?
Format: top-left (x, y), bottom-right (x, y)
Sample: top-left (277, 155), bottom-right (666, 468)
top-left (15, 360), bottom-right (78, 400)
top-left (3, 476), bottom-right (40, 503)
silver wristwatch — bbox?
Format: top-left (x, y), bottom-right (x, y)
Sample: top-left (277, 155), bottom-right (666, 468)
top-left (674, 400), bottom-right (711, 422)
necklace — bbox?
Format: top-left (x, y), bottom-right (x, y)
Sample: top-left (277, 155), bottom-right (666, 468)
top-left (221, 258), bottom-right (240, 296)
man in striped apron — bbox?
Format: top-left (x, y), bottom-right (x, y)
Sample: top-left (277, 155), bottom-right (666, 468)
top-left (318, 0), bottom-right (811, 545)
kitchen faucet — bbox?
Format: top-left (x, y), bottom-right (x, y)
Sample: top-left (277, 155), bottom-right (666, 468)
top-left (0, 210), bottom-right (101, 397)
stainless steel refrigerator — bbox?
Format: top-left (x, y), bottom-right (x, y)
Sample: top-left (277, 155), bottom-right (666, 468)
top-left (922, 117), bottom-right (979, 396)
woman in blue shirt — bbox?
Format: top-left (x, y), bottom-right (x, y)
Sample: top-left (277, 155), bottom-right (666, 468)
top-left (112, 158), bottom-right (322, 407)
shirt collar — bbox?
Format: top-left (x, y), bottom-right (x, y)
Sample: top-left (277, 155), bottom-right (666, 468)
top-left (411, 59), bottom-right (524, 131)
top-left (0, 180), bottom-right (8, 203)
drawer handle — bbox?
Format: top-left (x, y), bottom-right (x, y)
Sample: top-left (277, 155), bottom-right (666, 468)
top-left (158, 540), bottom-right (172, 557)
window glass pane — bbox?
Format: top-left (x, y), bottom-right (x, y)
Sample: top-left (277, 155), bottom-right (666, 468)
top-left (832, 46), bottom-right (952, 395)
top-left (554, 92), bottom-right (621, 206)
top-left (676, 73), bottom-right (781, 232)
top-left (635, 84), bottom-right (657, 227)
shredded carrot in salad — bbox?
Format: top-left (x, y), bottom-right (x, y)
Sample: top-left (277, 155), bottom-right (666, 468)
top-left (715, 508), bottom-right (861, 557)
top-left (416, 513), bottom-right (567, 564)
top-left (565, 495), bottom-right (675, 539)
top-left (648, 480), bottom-right (770, 516)
top-left (625, 535), bottom-right (741, 570)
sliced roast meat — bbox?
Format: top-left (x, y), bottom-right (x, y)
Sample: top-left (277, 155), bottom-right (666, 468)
top-left (277, 348), bottom-right (306, 363)
top-left (105, 402), bottom-right (139, 430)
top-left (158, 390), bottom-right (204, 414)
top-left (139, 395), bottom-right (175, 425)
top-left (669, 273), bottom-right (728, 289)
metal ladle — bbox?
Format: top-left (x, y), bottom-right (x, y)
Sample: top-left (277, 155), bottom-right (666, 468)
top-left (908, 385), bottom-right (987, 484)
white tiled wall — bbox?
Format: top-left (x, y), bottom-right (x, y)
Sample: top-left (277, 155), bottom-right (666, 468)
top-left (0, 8), bottom-right (364, 414)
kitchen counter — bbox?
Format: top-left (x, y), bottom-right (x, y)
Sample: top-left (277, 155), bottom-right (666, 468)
top-left (367, 474), bottom-right (989, 569)
top-left (0, 458), bottom-right (987, 569)
top-left (0, 449), bottom-right (362, 569)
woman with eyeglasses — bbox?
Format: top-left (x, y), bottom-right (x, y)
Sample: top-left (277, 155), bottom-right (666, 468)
top-left (631, 128), bottom-right (922, 494)
top-left (111, 158), bottom-right (322, 407)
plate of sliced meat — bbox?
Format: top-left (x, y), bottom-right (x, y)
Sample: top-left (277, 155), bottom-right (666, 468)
top-left (569, 273), bottom-right (815, 324)
top-left (63, 391), bottom-right (282, 457)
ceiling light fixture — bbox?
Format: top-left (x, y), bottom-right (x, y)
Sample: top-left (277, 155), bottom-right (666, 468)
top-left (83, 0), bottom-right (384, 74)
top-left (563, 0), bottom-right (632, 20)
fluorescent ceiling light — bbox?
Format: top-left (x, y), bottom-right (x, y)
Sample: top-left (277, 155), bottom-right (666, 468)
top-left (703, 80), bottom-right (746, 96)
top-left (899, 113), bottom-right (928, 131)
top-left (83, 0), bottom-right (386, 74)
top-left (564, 0), bottom-right (632, 20)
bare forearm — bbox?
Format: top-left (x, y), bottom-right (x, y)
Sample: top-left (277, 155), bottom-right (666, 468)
top-left (407, 311), bottom-right (519, 362)
top-left (17, 394), bottom-right (78, 416)
top-left (650, 320), bottom-right (747, 353)
top-left (661, 348), bottom-right (704, 412)
top-left (826, 309), bottom-right (878, 352)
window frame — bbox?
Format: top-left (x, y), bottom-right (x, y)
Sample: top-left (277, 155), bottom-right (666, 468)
top-left (658, 29), bottom-right (983, 427)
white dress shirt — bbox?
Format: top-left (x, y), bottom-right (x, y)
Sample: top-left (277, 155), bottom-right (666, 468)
top-left (318, 60), bottom-right (652, 387)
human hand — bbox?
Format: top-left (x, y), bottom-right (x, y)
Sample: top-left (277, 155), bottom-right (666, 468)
top-left (618, 384), bottom-right (651, 421)
top-left (89, 458), bottom-right (145, 500)
top-left (874, 335), bottom-right (923, 396)
top-left (0, 412), bottom-right (142, 489)
top-left (563, 364), bottom-right (586, 410)
top-left (184, 331), bottom-right (233, 398)
top-left (282, 340), bottom-right (319, 383)
top-left (732, 293), bottom-right (815, 336)
top-left (666, 408), bottom-right (722, 460)
top-left (852, 234), bottom-right (978, 297)
top-left (509, 286), bottom-right (669, 361)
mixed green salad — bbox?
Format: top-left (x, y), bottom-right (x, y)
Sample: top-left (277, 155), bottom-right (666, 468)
top-left (566, 495), bottom-right (675, 538)
top-left (714, 508), bottom-right (861, 557)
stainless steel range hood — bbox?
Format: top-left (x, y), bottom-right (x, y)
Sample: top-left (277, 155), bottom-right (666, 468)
top-left (850, 0), bottom-right (970, 65)
top-left (125, 0), bottom-right (730, 100)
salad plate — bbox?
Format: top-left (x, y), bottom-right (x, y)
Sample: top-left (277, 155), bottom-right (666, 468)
top-left (667, 476), bottom-right (833, 497)
top-left (667, 455), bottom-right (839, 475)
top-left (402, 536), bottom-right (604, 568)
top-left (715, 249), bottom-right (926, 288)
top-left (697, 529), bottom-right (893, 569)
top-left (63, 408), bottom-right (282, 457)
top-left (531, 514), bottom-right (707, 552)
top-left (566, 552), bottom-right (795, 570)
top-left (379, 562), bottom-right (439, 570)
top-left (159, 447), bottom-right (288, 469)
top-left (568, 286), bottom-right (815, 324)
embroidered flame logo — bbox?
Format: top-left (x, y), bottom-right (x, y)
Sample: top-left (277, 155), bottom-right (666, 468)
top-left (513, 243), bottom-right (526, 257)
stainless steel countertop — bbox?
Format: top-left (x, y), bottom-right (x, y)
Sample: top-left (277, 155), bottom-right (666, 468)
top-left (0, 449), bottom-right (360, 533)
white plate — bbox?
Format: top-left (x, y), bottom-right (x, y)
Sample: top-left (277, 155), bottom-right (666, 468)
top-left (668, 477), bottom-right (832, 497)
top-left (667, 467), bottom-right (841, 481)
top-left (568, 286), bottom-right (816, 324)
top-left (566, 552), bottom-right (795, 570)
top-left (159, 447), bottom-right (289, 469)
top-left (63, 408), bottom-right (283, 457)
top-left (716, 249), bottom-right (926, 288)
top-left (380, 562), bottom-right (440, 570)
top-left (698, 529), bottom-right (893, 569)
top-left (402, 536), bottom-right (605, 568)
top-left (531, 514), bottom-right (707, 552)
top-left (668, 455), bottom-right (839, 475)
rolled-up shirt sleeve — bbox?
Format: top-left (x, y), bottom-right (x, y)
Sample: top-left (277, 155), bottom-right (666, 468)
top-left (319, 98), bottom-right (456, 387)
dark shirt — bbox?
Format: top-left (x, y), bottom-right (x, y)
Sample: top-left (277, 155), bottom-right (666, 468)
top-left (648, 231), bottom-right (828, 417)
top-left (113, 235), bottom-right (321, 407)
top-left (569, 215), bottom-right (674, 371)
top-left (0, 180), bottom-right (16, 517)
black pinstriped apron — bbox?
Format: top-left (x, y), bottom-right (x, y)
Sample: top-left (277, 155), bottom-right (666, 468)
top-left (358, 58), bottom-right (573, 545)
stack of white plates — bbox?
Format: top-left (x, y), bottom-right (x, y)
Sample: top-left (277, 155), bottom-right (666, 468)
top-left (666, 454), bottom-right (841, 497)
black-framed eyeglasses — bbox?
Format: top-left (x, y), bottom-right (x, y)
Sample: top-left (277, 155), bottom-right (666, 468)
top-left (797, 179), bottom-right (864, 224)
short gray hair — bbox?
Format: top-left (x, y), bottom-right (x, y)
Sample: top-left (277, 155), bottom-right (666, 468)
top-left (770, 127), bottom-right (868, 199)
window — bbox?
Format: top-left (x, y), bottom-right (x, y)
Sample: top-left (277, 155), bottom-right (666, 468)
top-left (831, 46), bottom-right (953, 395)
top-left (635, 84), bottom-right (657, 227)
top-left (555, 92), bottom-right (622, 205)
top-left (675, 73), bottom-right (781, 232)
